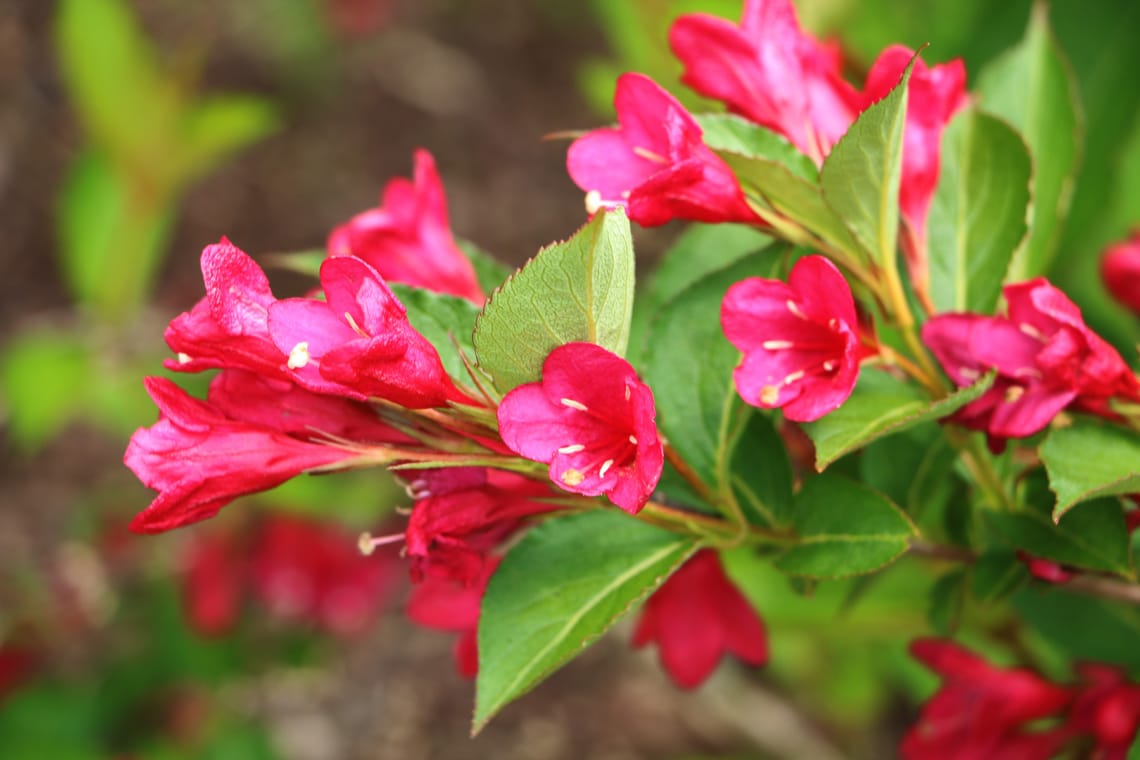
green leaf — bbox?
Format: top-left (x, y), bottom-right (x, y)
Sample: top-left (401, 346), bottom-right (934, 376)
top-left (987, 497), bottom-right (1133, 578)
top-left (475, 510), bottom-right (695, 732)
top-left (390, 284), bottom-right (481, 384)
top-left (642, 253), bottom-right (766, 491)
top-left (971, 549), bottom-right (1029, 603)
top-left (176, 95), bottom-right (279, 185)
top-left (719, 152), bottom-right (862, 255)
top-left (730, 411), bottom-right (795, 528)
top-left (802, 369), bottom-right (995, 470)
top-left (978, 2), bottom-right (1084, 280)
top-left (926, 109), bottom-right (1032, 313)
top-left (473, 209), bottom-right (635, 393)
top-left (694, 114), bottom-right (817, 182)
top-left (1041, 420), bottom-right (1140, 521)
top-left (457, 239), bottom-right (513, 297)
top-left (1015, 586), bottom-right (1140, 669)
top-left (0, 330), bottom-right (92, 452)
top-left (927, 568), bottom-right (968, 635)
top-left (819, 56), bottom-right (913, 269)
top-left (263, 248), bottom-right (325, 278)
top-left (773, 474), bottom-right (916, 579)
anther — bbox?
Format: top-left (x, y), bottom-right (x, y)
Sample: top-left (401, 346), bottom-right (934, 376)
top-left (784, 370), bottom-right (805, 384)
top-left (585, 190), bottom-right (603, 215)
top-left (762, 340), bottom-right (794, 350)
top-left (287, 341), bottom-right (310, 370)
top-left (1005, 385), bottom-right (1026, 403)
top-left (561, 469), bottom-right (585, 486)
top-left (358, 531), bottom-right (405, 556)
top-left (822, 360), bottom-right (837, 372)
top-left (598, 459), bottom-right (614, 478)
top-left (1019, 323), bottom-right (1048, 342)
top-left (632, 146), bottom-right (668, 163)
top-left (786, 300), bottom-right (807, 319)
top-left (760, 385), bottom-right (780, 405)
top-left (561, 398), bottom-right (589, 412)
top-left (959, 367), bottom-right (981, 381)
top-left (558, 444), bottom-right (586, 454)
top-left (628, 435), bottom-right (638, 445)
top-left (344, 312), bottom-right (369, 338)
top-left (177, 352), bottom-right (193, 364)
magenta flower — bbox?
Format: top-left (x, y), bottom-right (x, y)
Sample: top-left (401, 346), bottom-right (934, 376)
top-left (722, 255), bottom-right (863, 421)
top-left (328, 149), bottom-right (484, 303)
top-left (923, 278), bottom-right (1140, 445)
top-left (565, 73), bottom-right (759, 227)
top-left (126, 378), bottom-right (362, 534)
top-left (863, 45), bottom-right (968, 281)
top-left (903, 638), bottom-right (1073, 760)
top-left (406, 555), bottom-right (500, 678)
top-left (669, 0), bottom-right (861, 164)
top-left (268, 255), bottom-right (469, 408)
top-left (164, 239), bottom-right (289, 379)
top-left (1101, 231), bottom-right (1140, 317)
top-left (632, 550), bottom-right (767, 689)
top-left (496, 342), bottom-right (664, 514)
top-left (1066, 664), bottom-right (1140, 759)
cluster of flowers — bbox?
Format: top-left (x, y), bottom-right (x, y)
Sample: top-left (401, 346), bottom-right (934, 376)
top-left (907, 639), bottom-right (1140, 760)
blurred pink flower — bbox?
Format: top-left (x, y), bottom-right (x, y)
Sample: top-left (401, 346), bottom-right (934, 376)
top-left (497, 342), bottom-right (664, 513)
top-left (1101, 231), bottom-right (1140, 316)
top-left (406, 555), bottom-right (500, 678)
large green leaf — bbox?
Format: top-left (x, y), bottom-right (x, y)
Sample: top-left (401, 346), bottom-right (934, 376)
top-left (1015, 586), bottom-right (1140, 670)
top-left (987, 498), bottom-right (1133, 578)
top-left (773, 474), bottom-right (916, 579)
top-left (390, 284), bottom-right (480, 384)
top-left (475, 510), bottom-right (695, 732)
top-left (642, 254), bottom-right (766, 492)
top-left (730, 411), bottom-right (795, 528)
top-left (1040, 420), bottom-right (1140, 521)
top-left (802, 369), bottom-right (995, 470)
top-left (694, 114), bottom-right (817, 181)
top-left (926, 109), bottom-right (1032, 313)
top-left (473, 209), bottom-right (635, 392)
top-left (978, 2), bottom-right (1083, 280)
top-left (820, 57), bottom-right (913, 270)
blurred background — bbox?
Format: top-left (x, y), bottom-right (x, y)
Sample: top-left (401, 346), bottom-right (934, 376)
top-left (1, 0), bottom-right (1138, 758)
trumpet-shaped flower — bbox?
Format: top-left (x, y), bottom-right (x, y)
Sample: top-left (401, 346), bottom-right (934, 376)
top-left (722, 255), bottom-right (862, 421)
top-left (496, 342), bottom-right (664, 513)
top-left (328, 149), bottom-right (484, 303)
top-left (566, 73), bottom-right (759, 227)
top-left (632, 550), bottom-right (768, 689)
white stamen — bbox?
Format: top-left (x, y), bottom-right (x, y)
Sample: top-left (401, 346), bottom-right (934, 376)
top-left (358, 531), bottom-right (404, 556)
top-left (585, 190), bottom-right (604, 215)
top-left (344, 312), bottom-right (368, 337)
top-left (828, 318), bottom-right (838, 330)
top-left (762, 340), bottom-right (794, 350)
top-left (598, 459), bottom-right (614, 478)
top-left (176, 352), bottom-right (193, 365)
top-left (624, 385), bottom-right (631, 401)
top-left (561, 398), bottom-right (589, 412)
top-left (628, 435), bottom-right (638, 445)
top-left (558, 444), bottom-right (586, 454)
top-left (287, 341), bottom-right (310, 369)
top-left (787, 300), bottom-right (807, 319)
top-left (1019, 322), bottom-right (1048, 342)
top-left (959, 367), bottom-right (981, 381)
top-left (822, 360), bottom-right (837, 372)
top-left (760, 385), bottom-right (780, 405)
top-left (784, 370), bottom-right (805, 384)
top-left (632, 146), bottom-right (667, 163)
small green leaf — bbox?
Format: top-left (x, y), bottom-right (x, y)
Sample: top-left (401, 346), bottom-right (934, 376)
top-left (987, 498), bottom-right (1133, 578)
top-left (473, 209), bottom-right (635, 392)
top-left (694, 114), bottom-right (817, 181)
top-left (1041, 420), bottom-right (1140, 521)
top-left (719, 152), bottom-right (863, 255)
top-left (456, 238), bottom-right (512, 296)
top-left (927, 109), bottom-right (1032, 313)
top-left (474, 510), bottom-right (695, 732)
top-left (820, 56), bottom-right (913, 270)
top-left (971, 549), bottom-right (1029, 603)
top-left (642, 253), bottom-right (767, 491)
top-left (263, 248), bottom-right (325, 278)
top-left (0, 330), bottom-right (92, 452)
top-left (1015, 586), bottom-right (1140, 670)
top-left (978, 1), bottom-right (1084, 279)
top-left (176, 95), bottom-right (279, 185)
top-left (802, 369), bottom-right (995, 470)
top-left (773, 474), bottom-right (915, 579)
top-left (390, 284), bottom-right (480, 384)
top-left (927, 569), bottom-right (968, 635)
top-left (730, 411), bottom-right (795, 528)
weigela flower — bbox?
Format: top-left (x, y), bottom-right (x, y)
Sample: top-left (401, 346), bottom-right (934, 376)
top-left (862, 45), bottom-right (968, 276)
top-left (182, 526), bottom-right (245, 636)
top-left (632, 550), bottom-right (767, 689)
top-left (923, 278), bottom-right (1140, 445)
top-left (496, 342), bottom-right (664, 514)
top-left (403, 467), bottom-right (556, 585)
top-left (164, 238), bottom-right (288, 379)
top-left (721, 255), bottom-right (862, 422)
top-left (406, 555), bottom-right (499, 678)
top-left (903, 638), bottom-right (1072, 760)
top-left (669, 0), bottom-right (861, 163)
top-left (565, 73), bottom-right (760, 227)
top-left (268, 254), bottom-right (470, 408)
top-left (1101, 231), bottom-right (1140, 317)
top-left (0, 645), bottom-right (39, 704)
top-left (328, 149), bottom-right (484, 303)
top-left (1066, 664), bottom-right (1140, 760)
top-left (125, 377), bottom-right (362, 533)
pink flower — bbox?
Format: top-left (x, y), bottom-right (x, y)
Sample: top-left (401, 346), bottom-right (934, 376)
top-left (125, 377), bottom-right (362, 533)
top-left (181, 526), bottom-right (245, 636)
top-left (1067, 664), bottom-right (1140, 760)
top-left (721, 255), bottom-right (863, 421)
top-left (164, 239), bottom-right (288, 379)
top-left (669, 0), bottom-right (861, 163)
top-left (406, 556), bottom-right (500, 678)
top-left (633, 550), bottom-right (767, 688)
top-left (923, 278), bottom-right (1140, 445)
top-left (903, 638), bottom-right (1073, 760)
top-left (1101, 231), bottom-right (1140, 317)
top-left (565, 73), bottom-right (760, 227)
top-left (862, 46), bottom-right (968, 278)
top-left (496, 342), bottom-right (664, 514)
top-left (403, 468), bottom-right (556, 585)
top-left (328, 150), bottom-right (483, 303)
top-left (267, 255), bottom-right (470, 408)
